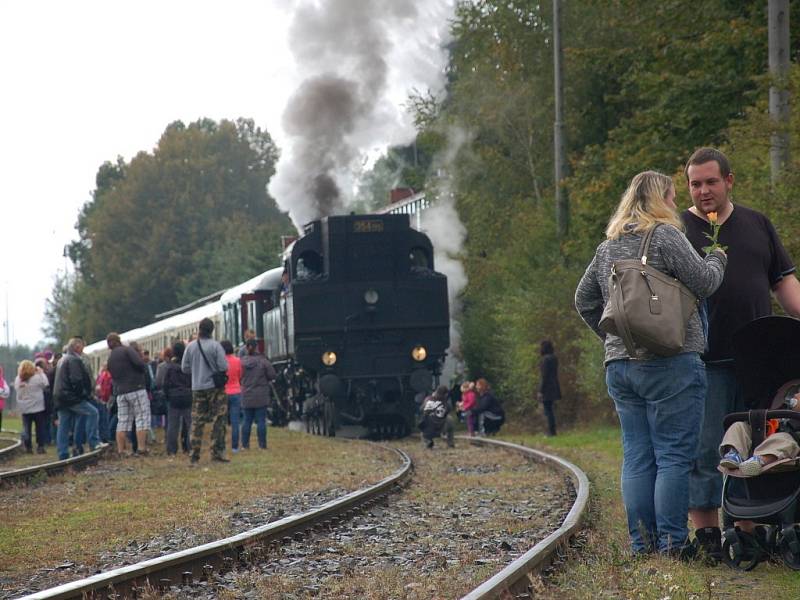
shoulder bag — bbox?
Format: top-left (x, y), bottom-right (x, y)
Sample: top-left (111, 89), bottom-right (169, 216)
top-left (598, 224), bottom-right (698, 357)
top-left (197, 339), bottom-right (229, 390)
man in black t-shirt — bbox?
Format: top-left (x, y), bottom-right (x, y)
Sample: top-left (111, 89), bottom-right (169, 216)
top-left (680, 147), bottom-right (800, 560)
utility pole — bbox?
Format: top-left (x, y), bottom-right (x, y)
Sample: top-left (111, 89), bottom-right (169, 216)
top-left (4, 288), bottom-right (9, 349)
top-left (769, 0), bottom-right (790, 184)
top-left (553, 0), bottom-right (569, 239)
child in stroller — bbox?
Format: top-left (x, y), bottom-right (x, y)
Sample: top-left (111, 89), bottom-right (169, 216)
top-left (719, 315), bottom-right (800, 571)
top-left (719, 384), bottom-right (800, 476)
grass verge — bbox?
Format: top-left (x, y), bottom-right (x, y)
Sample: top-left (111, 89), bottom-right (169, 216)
top-left (0, 429), bottom-right (394, 579)
top-left (505, 426), bottom-right (800, 599)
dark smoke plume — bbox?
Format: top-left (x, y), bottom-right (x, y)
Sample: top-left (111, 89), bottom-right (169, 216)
top-left (269, 0), bottom-right (452, 230)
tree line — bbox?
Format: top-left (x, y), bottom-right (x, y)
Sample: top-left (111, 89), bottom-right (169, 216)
top-left (371, 0), bottom-right (800, 424)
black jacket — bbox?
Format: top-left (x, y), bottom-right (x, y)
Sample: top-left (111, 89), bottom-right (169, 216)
top-left (476, 391), bottom-right (504, 416)
top-left (539, 354), bottom-right (562, 402)
top-left (161, 361), bottom-right (193, 409)
top-left (53, 352), bottom-right (93, 408)
top-left (107, 345), bottom-right (146, 394)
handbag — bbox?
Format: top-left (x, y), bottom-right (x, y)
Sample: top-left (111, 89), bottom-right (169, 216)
top-left (599, 224), bottom-right (699, 357)
top-left (197, 339), bottom-right (228, 390)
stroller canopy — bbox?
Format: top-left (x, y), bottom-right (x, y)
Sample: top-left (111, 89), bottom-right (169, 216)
top-left (733, 315), bottom-right (800, 409)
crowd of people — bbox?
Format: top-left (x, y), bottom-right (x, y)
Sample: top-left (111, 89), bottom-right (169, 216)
top-left (7, 320), bottom-right (279, 465)
top-left (576, 147), bottom-right (800, 561)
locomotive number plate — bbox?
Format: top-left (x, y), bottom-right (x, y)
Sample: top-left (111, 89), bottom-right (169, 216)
top-left (353, 220), bottom-right (384, 233)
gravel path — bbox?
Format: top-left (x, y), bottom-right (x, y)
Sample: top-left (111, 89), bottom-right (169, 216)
top-left (163, 439), bottom-right (574, 599)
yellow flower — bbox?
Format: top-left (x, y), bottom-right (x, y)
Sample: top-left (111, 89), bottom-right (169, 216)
top-left (707, 211), bottom-right (718, 223)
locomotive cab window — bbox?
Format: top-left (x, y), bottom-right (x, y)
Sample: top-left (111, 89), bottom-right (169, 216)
top-left (296, 251), bottom-right (323, 280)
top-left (409, 247), bottom-right (431, 270)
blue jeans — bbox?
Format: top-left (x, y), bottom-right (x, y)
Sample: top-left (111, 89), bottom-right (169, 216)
top-left (228, 394), bottom-right (242, 449)
top-left (242, 406), bottom-right (267, 449)
top-left (57, 401), bottom-right (100, 460)
top-left (606, 353), bottom-right (706, 554)
top-left (689, 363), bottom-right (743, 510)
top-left (74, 400), bottom-right (109, 447)
top-left (96, 402), bottom-right (110, 443)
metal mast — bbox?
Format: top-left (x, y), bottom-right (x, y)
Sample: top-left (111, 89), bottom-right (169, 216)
top-left (553, 0), bottom-right (569, 238)
top-left (769, 0), bottom-right (790, 184)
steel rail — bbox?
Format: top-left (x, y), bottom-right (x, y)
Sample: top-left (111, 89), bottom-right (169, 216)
top-left (460, 437), bottom-right (590, 600)
top-left (0, 434), bottom-right (23, 462)
top-left (0, 443), bottom-right (111, 486)
top-left (19, 445), bottom-right (412, 600)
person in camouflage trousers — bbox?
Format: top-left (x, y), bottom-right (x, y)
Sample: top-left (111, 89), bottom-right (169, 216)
top-left (189, 388), bottom-right (228, 461)
top-left (181, 318), bottom-right (230, 464)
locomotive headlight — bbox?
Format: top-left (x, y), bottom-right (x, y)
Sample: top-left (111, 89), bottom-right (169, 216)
top-left (321, 351), bottom-right (337, 366)
top-left (411, 346), bottom-right (427, 362)
top-left (364, 289), bottom-right (379, 305)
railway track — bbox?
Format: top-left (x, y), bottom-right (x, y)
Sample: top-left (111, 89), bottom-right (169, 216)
top-left (14, 436), bottom-right (588, 599)
top-left (0, 434), bottom-right (23, 463)
top-left (461, 437), bottom-right (589, 599)
top-left (0, 443), bottom-right (111, 487)
top-left (17, 445), bottom-right (412, 600)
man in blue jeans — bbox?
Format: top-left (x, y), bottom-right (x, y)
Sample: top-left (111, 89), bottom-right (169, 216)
top-left (53, 337), bottom-right (99, 460)
top-left (681, 147), bottom-right (800, 559)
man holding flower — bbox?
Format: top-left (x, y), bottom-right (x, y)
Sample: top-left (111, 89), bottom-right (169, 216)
top-left (681, 147), bottom-right (800, 560)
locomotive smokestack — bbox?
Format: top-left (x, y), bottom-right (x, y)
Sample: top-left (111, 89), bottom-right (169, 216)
top-left (269, 0), bottom-right (453, 231)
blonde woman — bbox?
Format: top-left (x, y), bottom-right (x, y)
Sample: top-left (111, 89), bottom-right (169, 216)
top-left (574, 170), bottom-right (727, 557)
top-left (15, 360), bottom-right (50, 454)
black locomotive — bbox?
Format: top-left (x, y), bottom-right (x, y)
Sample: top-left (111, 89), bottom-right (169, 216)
top-left (264, 213), bottom-right (450, 437)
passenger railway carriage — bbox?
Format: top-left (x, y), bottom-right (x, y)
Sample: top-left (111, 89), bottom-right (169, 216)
top-left (83, 213), bottom-right (450, 438)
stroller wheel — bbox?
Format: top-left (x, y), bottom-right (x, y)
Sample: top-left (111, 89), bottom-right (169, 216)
top-left (777, 525), bottom-right (800, 571)
top-left (721, 529), bottom-right (764, 571)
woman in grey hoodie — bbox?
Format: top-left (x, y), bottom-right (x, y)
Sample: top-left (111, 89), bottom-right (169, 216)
top-left (240, 339), bottom-right (277, 449)
top-left (575, 170), bottom-right (727, 558)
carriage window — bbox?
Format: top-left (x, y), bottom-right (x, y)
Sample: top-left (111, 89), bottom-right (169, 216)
top-left (409, 247), bottom-right (430, 269)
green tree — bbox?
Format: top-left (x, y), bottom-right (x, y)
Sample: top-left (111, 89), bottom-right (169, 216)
top-left (52, 118), bottom-right (293, 343)
top-left (42, 272), bottom-right (74, 348)
top-left (414, 0), bottom-right (785, 426)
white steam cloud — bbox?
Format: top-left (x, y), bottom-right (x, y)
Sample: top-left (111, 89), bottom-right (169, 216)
top-left (269, 0), bottom-right (453, 230)
top-left (421, 126), bottom-right (471, 358)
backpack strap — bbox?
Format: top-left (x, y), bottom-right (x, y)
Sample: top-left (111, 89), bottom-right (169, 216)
top-left (749, 409), bottom-right (768, 449)
top-left (196, 339), bottom-right (214, 372)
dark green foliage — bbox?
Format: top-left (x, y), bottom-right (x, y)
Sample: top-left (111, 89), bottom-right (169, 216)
top-left (47, 118), bottom-right (293, 344)
top-left (0, 344), bottom-right (36, 392)
top-left (411, 0), bottom-right (791, 428)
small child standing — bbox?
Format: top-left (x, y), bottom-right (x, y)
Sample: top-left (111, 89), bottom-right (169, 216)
top-left (719, 391), bottom-right (800, 476)
top-left (459, 381), bottom-right (477, 437)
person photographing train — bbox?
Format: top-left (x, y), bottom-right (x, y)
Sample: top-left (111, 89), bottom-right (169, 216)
top-left (420, 385), bottom-right (454, 449)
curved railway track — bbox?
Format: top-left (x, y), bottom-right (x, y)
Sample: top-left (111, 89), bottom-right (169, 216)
top-left (16, 437), bottom-right (588, 599)
top-left (18, 445), bottom-right (412, 600)
top-left (460, 437), bottom-right (590, 599)
top-left (0, 443), bottom-right (111, 487)
top-left (0, 435), bottom-right (24, 463)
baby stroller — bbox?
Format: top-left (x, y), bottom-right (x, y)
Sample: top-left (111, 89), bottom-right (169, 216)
top-left (719, 315), bottom-right (800, 571)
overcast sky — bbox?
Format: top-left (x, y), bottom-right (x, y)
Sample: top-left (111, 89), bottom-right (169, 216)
top-left (1, 0), bottom-right (451, 347)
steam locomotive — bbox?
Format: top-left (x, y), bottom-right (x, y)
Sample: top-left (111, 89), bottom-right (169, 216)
top-left (84, 213), bottom-right (450, 438)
